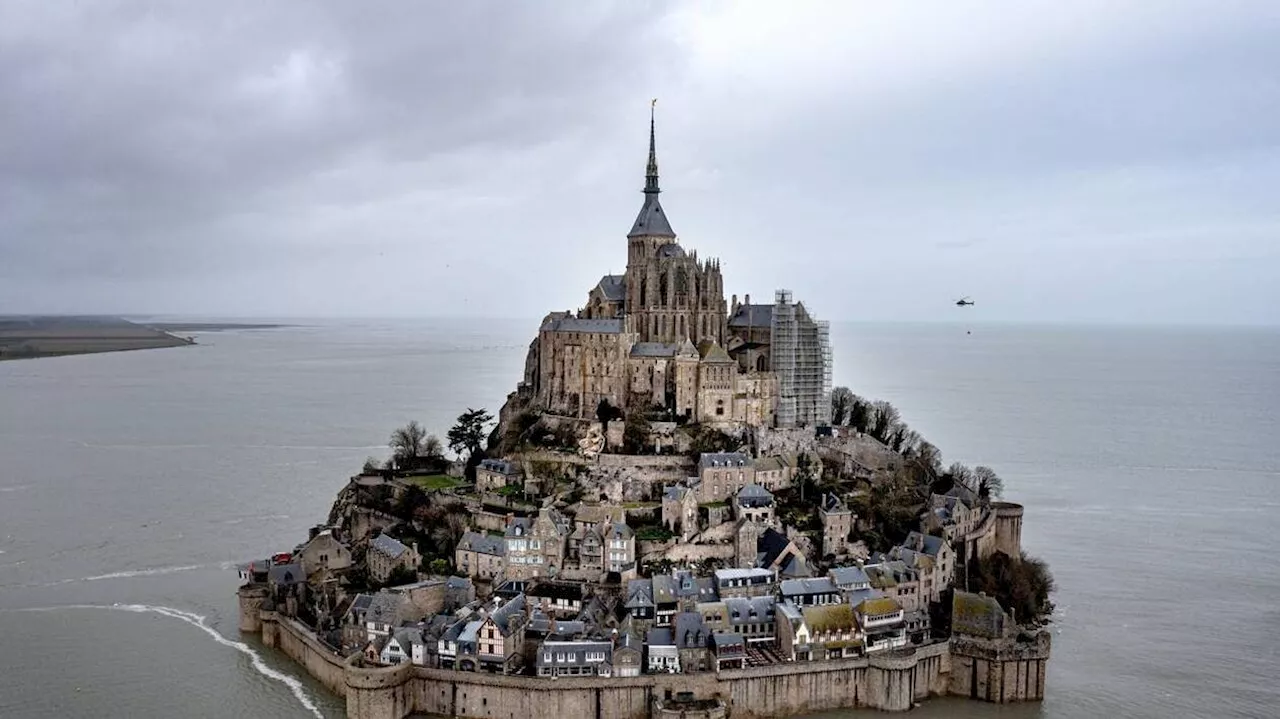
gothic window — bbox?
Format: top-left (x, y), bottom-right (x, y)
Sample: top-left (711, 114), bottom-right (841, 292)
top-left (678, 315), bottom-right (684, 338)
top-left (757, 355), bottom-right (768, 372)
top-left (675, 268), bottom-right (689, 302)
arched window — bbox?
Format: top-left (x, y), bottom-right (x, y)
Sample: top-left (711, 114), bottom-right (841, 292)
top-left (757, 355), bottom-right (768, 372)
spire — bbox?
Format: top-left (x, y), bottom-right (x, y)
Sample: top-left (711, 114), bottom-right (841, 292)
top-left (628, 99), bottom-right (676, 239)
top-left (645, 99), bottom-right (660, 194)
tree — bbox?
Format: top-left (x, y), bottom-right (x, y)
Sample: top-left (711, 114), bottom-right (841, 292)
top-left (848, 396), bottom-right (871, 432)
top-left (389, 420), bottom-right (428, 470)
top-left (428, 558), bottom-right (451, 575)
top-left (447, 408), bottom-right (493, 460)
top-left (423, 434), bottom-right (445, 460)
top-left (622, 412), bottom-right (652, 454)
top-left (971, 551), bottom-right (1054, 624)
top-left (596, 398), bottom-right (623, 448)
top-left (869, 400), bottom-right (901, 442)
top-left (972, 466), bottom-right (1004, 501)
top-left (362, 456), bottom-right (382, 474)
top-left (830, 387), bottom-right (855, 426)
top-left (383, 565), bottom-right (418, 588)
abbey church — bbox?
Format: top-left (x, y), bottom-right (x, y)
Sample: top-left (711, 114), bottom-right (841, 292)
top-left (517, 110), bottom-right (832, 429)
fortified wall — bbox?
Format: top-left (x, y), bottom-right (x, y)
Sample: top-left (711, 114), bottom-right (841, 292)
top-left (242, 587), bottom-right (1049, 719)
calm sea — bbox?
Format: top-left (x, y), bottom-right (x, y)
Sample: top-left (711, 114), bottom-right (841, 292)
top-left (1, 319), bottom-right (1277, 718)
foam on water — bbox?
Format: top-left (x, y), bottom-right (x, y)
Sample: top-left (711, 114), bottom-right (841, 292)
top-left (18, 604), bottom-right (323, 718)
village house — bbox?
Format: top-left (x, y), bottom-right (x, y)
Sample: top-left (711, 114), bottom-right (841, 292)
top-left (625, 577), bottom-right (655, 621)
top-left (536, 639), bottom-right (614, 677)
top-left (341, 594), bottom-right (374, 650)
top-left (802, 603), bottom-right (861, 660)
top-left (660, 484), bottom-right (699, 541)
top-left (613, 633), bottom-right (643, 676)
top-left (864, 560), bottom-right (924, 613)
top-left (854, 596), bottom-right (907, 653)
top-left (380, 627), bottom-right (423, 666)
top-left (527, 580), bottom-right (589, 618)
top-left (367, 533), bottom-right (420, 584)
top-left (651, 574), bottom-right (679, 626)
top-left (470, 594), bottom-right (527, 674)
top-left (503, 508), bottom-right (570, 580)
top-left (296, 528), bottom-right (351, 576)
top-left (775, 601), bottom-right (812, 662)
top-left (455, 531), bottom-right (505, 580)
top-left (894, 531), bottom-right (956, 603)
top-left (828, 565), bottom-right (872, 593)
top-left (363, 591), bottom-right (411, 642)
top-left (695, 452), bottom-right (756, 503)
top-left (710, 632), bottom-right (747, 670)
top-left (819, 493), bottom-right (853, 557)
top-left (674, 611), bottom-right (712, 673)
top-left (645, 628), bottom-right (680, 673)
top-left (723, 596), bottom-right (777, 645)
top-left (779, 577), bottom-right (841, 607)
top-left (733, 482), bottom-right (775, 524)
top-left (756, 528), bottom-right (811, 578)
top-left (713, 567), bottom-right (777, 599)
top-left (475, 458), bottom-right (521, 492)
top-left (752, 455), bottom-right (794, 491)
top-left (924, 492), bottom-right (982, 542)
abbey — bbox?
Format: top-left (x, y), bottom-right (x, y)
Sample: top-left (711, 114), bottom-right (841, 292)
top-left (521, 110), bottom-right (832, 428)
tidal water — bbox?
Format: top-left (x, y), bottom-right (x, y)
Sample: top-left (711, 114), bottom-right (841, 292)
top-left (1, 319), bottom-right (1277, 718)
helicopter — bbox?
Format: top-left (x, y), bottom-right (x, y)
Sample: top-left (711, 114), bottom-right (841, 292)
top-left (955, 296), bottom-right (975, 307)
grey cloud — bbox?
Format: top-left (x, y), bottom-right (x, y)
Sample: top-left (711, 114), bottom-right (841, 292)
top-left (0, 1), bottom-right (1277, 325)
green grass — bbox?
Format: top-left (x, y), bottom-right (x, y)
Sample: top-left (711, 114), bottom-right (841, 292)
top-left (407, 474), bottom-right (462, 491)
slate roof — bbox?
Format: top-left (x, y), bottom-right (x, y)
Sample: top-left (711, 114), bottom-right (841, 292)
top-left (478, 458), bottom-right (518, 475)
top-left (728, 303), bottom-right (774, 329)
top-left (697, 340), bottom-right (733, 364)
top-left (699, 452), bottom-right (751, 470)
top-left (371, 534), bottom-right (409, 560)
top-left (711, 632), bottom-right (747, 656)
top-left (625, 578), bottom-right (654, 609)
top-left (630, 342), bottom-right (678, 358)
top-left (629, 192), bottom-right (676, 238)
top-left (829, 566), bottom-right (870, 588)
top-left (344, 593), bottom-right (374, 622)
top-left (723, 596), bottom-right (777, 627)
top-left (457, 531), bottom-right (505, 557)
top-left (267, 563), bottom-right (305, 586)
top-left (391, 627), bottom-right (423, 653)
top-left (821, 492), bottom-right (848, 513)
top-left (505, 517), bottom-right (533, 538)
top-left (536, 640), bottom-right (613, 669)
top-left (599, 521), bottom-right (634, 541)
top-left (844, 588), bottom-right (882, 608)
top-left (596, 274), bottom-right (626, 301)
top-left (540, 317), bottom-right (624, 334)
top-left (757, 528), bottom-right (794, 568)
top-left (736, 483), bottom-right (773, 507)
top-left (780, 577), bottom-right (838, 598)
top-left (674, 612), bottom-right (709, 649)
top-left (652, 574), bottom-right (677, 605)
top-left (366, 592), bottom-right (407, 626)
top-left (646, 628), bottom-right (675, 647)
top-left (488, 594), bottom-right (526, 637)
top-left (904, 531), bottom-right (948, 558)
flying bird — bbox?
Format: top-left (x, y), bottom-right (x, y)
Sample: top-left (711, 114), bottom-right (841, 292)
top-left (956, 297), bottom-right (974, 307)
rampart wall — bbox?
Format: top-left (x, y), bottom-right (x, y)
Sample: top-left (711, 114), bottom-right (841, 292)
top-left (241, 586), bottom-right (1048, 719)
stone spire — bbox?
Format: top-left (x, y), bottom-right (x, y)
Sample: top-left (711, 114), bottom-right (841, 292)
top-left (628, 99), bottom-right (676, 238)
top-left (645, 100), bottom-right (660, 194)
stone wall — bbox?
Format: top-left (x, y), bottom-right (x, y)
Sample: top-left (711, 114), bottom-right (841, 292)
top-left (993, 502), bottom-right (1024, 558)
top-left (240, 585), bottom-right (1048, 719)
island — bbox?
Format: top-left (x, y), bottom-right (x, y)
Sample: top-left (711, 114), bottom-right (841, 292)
top-left (0, 316), bottom-right (194, 360)
top-left (237, 110), bottom-right (1054, 719)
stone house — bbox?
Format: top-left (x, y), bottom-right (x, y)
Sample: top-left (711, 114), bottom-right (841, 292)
top-left (864, 560), bottom-right (924, 613)
top-left (828, 565), bottom-right (872, 593)
top-left (896, 531), bottom-right (956, 603)
top-left (296, 528), bottom-right (351, 577)
top-left (476, 458), bottom-right (521, 493)
top-left (733, 483), bottom-right (775, 524)
top-left (713, 568), bottom-right (776, 599)
top-left (599, 521), bottom-right (637, 575)
top-left (779, 577), bottom-right (841, 607)
top-left (368, 533), bottom-right (420, 584)
top-left (661, 484), bottom-right (699, 541)
top-left (674, 611), bottom-right (712, 673)
top-left (341, 594), bottom-right (374, 650)
top-left (503, 508), bottom-right (570, 580)
top-left (651, 574), bottom-right (679, 626)
top-left (924, 493), bottom-right (981, 542)
top-left (696, 452), bottom-right (756, 504)
top-left (819, 493), bottom-right (853, 557)
top-left (613, 633), bottom-right (643, 677)
top-left (723, 596), bottom-right (777, 645)
top-left (455, 531), bottom-right (505, 580)
top-left (752, 456), bottom-right (794, 491)
top-left (710, 632), bottom-right (747, 670)
top-left (363, 591), bottom-right (411, 642)
top-left (536, 639), bottom-right (614, 678)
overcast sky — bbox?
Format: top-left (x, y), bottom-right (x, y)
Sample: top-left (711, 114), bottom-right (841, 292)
top-left (2, 1), bottom-right (1277, 325)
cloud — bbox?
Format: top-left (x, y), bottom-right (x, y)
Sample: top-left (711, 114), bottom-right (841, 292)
top-left (0, 1), bottom-right (1277, 325)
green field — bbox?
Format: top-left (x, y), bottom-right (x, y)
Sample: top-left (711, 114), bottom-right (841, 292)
top-left (407, 474), bottom-right (462, 491)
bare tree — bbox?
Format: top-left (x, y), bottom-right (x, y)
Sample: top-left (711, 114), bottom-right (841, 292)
top-left (389, 420), bottom-right (428, 470)
top-left (972, 466), bottom-right (1004, 500)
top-left (830, 387), bottom-right (855, 426)
top-left (423, 434), bottom-right (445, 460)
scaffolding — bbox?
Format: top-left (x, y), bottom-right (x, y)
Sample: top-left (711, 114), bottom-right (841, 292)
top-left (770, 290), bottom-right (833, 428)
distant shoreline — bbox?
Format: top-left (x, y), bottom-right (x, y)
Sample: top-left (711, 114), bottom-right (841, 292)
top-left (0, 316), bottom-right (195, 361)
top-left (144, 322), bottom-right (294, 332)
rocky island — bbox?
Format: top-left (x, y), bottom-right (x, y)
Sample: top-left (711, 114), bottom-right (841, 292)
top-left (237, 110), bottom-right (1054, 719)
